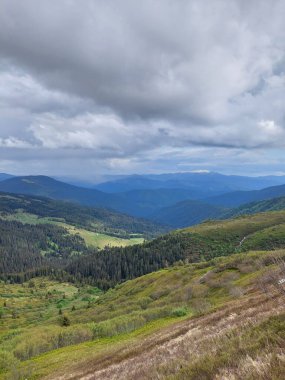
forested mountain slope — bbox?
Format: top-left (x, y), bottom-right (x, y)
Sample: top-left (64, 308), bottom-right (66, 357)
top-left (2, 208), bottom-right (285, 288)
top-left (223, 196), bottom-right (285, 218)
top-left (0, 176), bottom-right (217, 217)
top-left (149, 199), bottom-right (225, 227)
top-left (206, 183), bottom-right (285, 207)
top-left (64, 210), bottom-right (285, 287)
top-left (2, 175), bottom-right (285, 219)
top-left (150, 195), bottom-right (285, 229)
top-left (0, 192), bottom-right (166, 238)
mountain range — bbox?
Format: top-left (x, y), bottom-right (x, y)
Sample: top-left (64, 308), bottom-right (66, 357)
top-left (94, 171), bottom-right (285, 193)
top-left (1, 174), bottom-right (285, 379)
top-left (1, 172), bottom-right (285, 226)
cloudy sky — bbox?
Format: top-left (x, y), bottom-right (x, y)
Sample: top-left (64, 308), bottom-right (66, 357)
top-left (0, 0), bottom-right (285, 179)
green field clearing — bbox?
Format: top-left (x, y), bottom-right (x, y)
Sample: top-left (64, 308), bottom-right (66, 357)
top-left (57, 223), bottom-right (145, 248)
top-left (0, 211), bottom-right (144, 249)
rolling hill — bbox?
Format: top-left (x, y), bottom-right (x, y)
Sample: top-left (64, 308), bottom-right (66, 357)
top-left (0, 175), bottom-right (223, 218)
top-left (149, 199), bottom-right (225, 228)
top-left (2, 175), bottom-right (285, 225)
top-left (1, 206), bottom-right (285, 379)
top-left (0, 193), bottom-right (168, 283)
top-left (62, 209), bottom-right (285, 287)
top-left (0, 176), bottom-right (203, 217)
top-left (149, 195), bottom-right (285, 229)
top-left (0, 175), bottom-right (118, 208)
top-left (0, 192), bottom-right (165, 238)
top-left (3, 204), bottom-right (285, 288)
top-left (206, 183), bottom-right (285, 207)
top-left (114, 188), bottom-right (207, 217)
top-left (223, 196), bottom-right (285, 219)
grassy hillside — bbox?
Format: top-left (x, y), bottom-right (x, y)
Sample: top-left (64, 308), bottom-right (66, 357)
top-left (1, 210), bottom-right (285, 378)
top-left (64, 210), bottom-right (285, 287)
top-left (3, 201), bottom-right (285, 289)
top-left (0, 248), bottom-right (284, 379)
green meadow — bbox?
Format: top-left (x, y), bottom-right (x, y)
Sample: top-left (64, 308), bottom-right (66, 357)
top-left (1, 248), bottom-right (284, 379)
top-left (1, 211), bottom-right (144, 249)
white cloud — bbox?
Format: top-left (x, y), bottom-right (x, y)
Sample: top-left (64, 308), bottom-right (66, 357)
top-left (0, 0), bottom-right (284, 176)
top-left (0, 137), bottom-right (32, 148)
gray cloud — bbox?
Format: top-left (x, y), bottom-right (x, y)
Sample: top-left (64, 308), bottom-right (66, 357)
top-left (0, 0), bottom-right (284, 177)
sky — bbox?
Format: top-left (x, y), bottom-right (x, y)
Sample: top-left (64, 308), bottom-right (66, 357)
top-left (0, 0), bottom-right (285, 180)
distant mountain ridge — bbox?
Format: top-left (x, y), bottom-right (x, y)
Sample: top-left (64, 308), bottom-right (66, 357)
top-left (0, 176), bottom-right (206, 217)
top-left (149, 195), bottom-right (285, 228)
top-left (1, 174), bottom-right (285, 224)
top-left (0, 173), bottom-right (14, 182)
top-left (223, 196), bottom-right (285, 219)
top-left (206, 184), bottom-right (285, 207)
top-left (0, 175), bottom-right (118, 207)
top-left (149, 199), bottom-right (225, 228)
top-left (95, 172), bottom-right (285, 193)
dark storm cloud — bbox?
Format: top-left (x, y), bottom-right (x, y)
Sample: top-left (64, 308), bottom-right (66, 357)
top-left (0, 0), bottom-right (284, 176)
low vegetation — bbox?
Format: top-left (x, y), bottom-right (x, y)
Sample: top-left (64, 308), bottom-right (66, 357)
top-left (0, 248), bottom-right (284, 379)
top-left (64, 210), bottom-right (285, 287)
top-left (1, 200), bottom-right (285, 379)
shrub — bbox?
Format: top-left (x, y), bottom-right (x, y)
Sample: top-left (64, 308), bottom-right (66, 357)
top-left (192, 299), bottom-right (211, 315)
top-left (150, 288), bottom-right (170, 300)
top-left (171, 307), bottom-right (188, 317)
top-left (139, 296), bottom-right (152, 310)
top-left (60, 315), bottom-right (71, 327)
top-left (0, 350), bottom-right (19, 371)
top-left (91, 314), bottom-right (146, 339)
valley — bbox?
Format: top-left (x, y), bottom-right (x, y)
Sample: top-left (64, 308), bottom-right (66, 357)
top-left (1, 2), bottom-right (284, 378)
top-left (0, 173), bottom-right (285, 379)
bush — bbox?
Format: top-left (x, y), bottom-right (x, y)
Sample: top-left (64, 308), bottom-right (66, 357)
top-left (192, 299), bottom-right (211, 315)
top-left (90, 314), bottom-right (146, 339)
top-left (13, 325), bottom-right (93, 360)
top-left (150, 288), bottom-right (170, 300)
top-left (139, 296), bottom-right (152, 310)
top-left (0, 350), bottom-right (19, 371)
top-left (60, 315), bottom-right (71, 327)
top-left (171, 307), bottom-right (188, 317)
